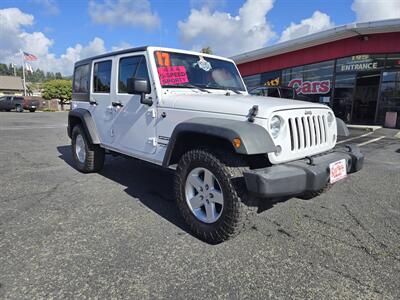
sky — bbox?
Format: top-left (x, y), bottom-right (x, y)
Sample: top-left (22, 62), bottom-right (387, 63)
top-left (1, 0), bottom-right (399, 75)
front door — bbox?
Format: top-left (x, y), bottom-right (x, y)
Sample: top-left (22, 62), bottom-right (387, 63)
top-left (89, 58), bottom-right (114, 145)
top-left (352, 72), bottom-right (380, 124)
top-left (110, 53), bottom-right (157, 155)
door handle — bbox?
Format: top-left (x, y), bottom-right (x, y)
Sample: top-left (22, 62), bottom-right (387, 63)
top-left (89, 100), bottom-right (98, 105)
top-left (112, 101), bottom-right (123, 107)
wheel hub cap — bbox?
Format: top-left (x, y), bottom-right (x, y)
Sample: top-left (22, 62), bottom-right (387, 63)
top-left (75, 134), bottom-right (86, 163)
top-left (185, 167), bottom-right (224, 223)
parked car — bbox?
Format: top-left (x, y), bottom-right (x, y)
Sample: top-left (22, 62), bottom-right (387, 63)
top-left (0, 96), bottom-right (37, 112)
top-left (23, 98), bottom-right (39, 112)
top-left (68, 46), bottom-right (363, 243)
top-left (249, 86), bottom-right (312, 101)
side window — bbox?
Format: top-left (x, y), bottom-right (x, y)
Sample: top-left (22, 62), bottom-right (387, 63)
top-left (118, 56), bottom-right (141, 93)
top-left (136, 57), bottom-right (150, 80)
top-left (250, 88), bottom-right (263, 96)
top-left (93, 60), bottom-right (112, 93)
top-left (118, 56), bottom-right (150, 93)
top-left (267, 87), bottom-right (280, 98)
top-left (73, 64), bottom-right (90, 93)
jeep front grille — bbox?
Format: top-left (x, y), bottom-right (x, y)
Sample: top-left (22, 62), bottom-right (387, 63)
top-left (288, 115), bottom-right (328, 151)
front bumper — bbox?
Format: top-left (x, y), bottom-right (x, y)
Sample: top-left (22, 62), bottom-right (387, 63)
top-left (243, 144), bottom-right (364, 198)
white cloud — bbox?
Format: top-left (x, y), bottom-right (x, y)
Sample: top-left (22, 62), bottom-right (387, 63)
top-left (279, 11), bottom-right (334, 43)
top-left (0, 7), bottom-right (127, 75)
top-left (178, 0), bottom-right (276, 56)
top-left (351, 0), bottom-right (400, 22)
top-left (89, 0), bottom-right (160, 30)
top-left (111, 41), bottom-right (134, 52)
top-left (31, 0), bottom-right (60, 15)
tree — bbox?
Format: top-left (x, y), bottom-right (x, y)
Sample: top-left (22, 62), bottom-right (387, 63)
top-left (200, 47), bottom-right (213, 54)
top-left (42, 79), bottom-right (72, 110)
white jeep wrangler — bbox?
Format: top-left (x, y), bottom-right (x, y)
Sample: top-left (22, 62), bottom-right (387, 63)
top-left (68, 46), bottom-right (363, 243)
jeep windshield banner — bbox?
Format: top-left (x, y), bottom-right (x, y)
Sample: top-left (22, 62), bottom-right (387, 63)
top-left (288, 79), bottom-right (330, 95)
top-left (158, 66), bottom-right (189, 85)
top-left (154, 51), bottom-right (246, 91)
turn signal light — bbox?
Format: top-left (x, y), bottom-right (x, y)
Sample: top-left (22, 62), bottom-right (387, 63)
top-left (232, 138), bottom-right (241, 148)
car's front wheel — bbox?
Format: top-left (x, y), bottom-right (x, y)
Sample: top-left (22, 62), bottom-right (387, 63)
top-left (175, 149), bottom-right (254, 243)
top-left (71, 125), bottom-right (105, 173)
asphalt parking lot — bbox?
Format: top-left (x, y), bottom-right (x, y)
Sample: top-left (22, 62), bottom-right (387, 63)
top-left (1, 111), bottom-right (399, 299)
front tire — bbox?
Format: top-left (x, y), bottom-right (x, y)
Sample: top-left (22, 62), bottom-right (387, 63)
top-left (71, 125), bottom-right (105, 173)
top-left (175, 149), bottom-right (254, 243)
top-left (29, 108), bottom-right (36, 112)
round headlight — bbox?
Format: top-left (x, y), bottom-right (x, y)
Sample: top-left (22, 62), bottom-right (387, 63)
top-left (327, 112), bottom-right (334, 126)
top-left (270, 116), bottom-right (281, 138)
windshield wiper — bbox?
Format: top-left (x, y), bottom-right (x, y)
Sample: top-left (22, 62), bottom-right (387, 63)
top-left (205, 84), bottom-right (242, 94)
top-left (225, 88), bottom-right (242, 95)
top-left (164, 83), bottom-right (211, 93)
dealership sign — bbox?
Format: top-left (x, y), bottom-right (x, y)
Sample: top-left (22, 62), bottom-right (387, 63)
top-left (340, 62), bottom-right (378, 72)
top-left (288, 79), bottom-right (331, 94)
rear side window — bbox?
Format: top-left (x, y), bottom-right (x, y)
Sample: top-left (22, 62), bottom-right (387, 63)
top-left (73, 64), bottom-right (90, 93)
top-left (93, 60), bottom-right (112, 93)
top-left (118, 56), bottom-right (149, 93)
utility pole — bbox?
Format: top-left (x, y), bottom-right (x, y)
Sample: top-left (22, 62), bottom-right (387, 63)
top-left (20, 50), bottom-right (26, 96)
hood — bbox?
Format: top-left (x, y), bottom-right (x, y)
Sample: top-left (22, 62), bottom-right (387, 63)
top-left (160, 92), bottom-right (329, 119)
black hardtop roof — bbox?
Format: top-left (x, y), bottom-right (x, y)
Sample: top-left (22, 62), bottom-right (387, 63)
top-left (74, 46), bottom-right (148, 67)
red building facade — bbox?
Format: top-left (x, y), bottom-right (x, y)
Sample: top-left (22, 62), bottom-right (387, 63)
top-left (233, 20), bottom-right (400, 128)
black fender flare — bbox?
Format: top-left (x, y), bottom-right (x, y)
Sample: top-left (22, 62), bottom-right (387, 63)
top-left (68, 108), bottom-right (100, 144)
top-left (336, 117), bottom-right (350, 137)
top-left (162, 117), bottom-right (276, 167)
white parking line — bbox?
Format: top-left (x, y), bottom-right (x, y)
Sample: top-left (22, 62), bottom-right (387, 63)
top-left (0, 125), bottom-right (67, 130)
top-left (336, 132), bottom-right (374, 144)
top-left (357, 136), bottom-right (386, 147)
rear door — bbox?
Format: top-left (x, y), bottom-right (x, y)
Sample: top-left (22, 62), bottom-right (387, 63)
top-left (88, 58), bottom-right (114, 145)
top-left (110, 52), bottom-right (157, 155)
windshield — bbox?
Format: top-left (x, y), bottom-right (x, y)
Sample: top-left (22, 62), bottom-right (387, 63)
top-left (154, 51), bottom-right (246, 91)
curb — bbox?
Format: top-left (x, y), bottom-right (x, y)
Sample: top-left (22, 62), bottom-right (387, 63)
top-left (347, 125), bottom-right (382, 131)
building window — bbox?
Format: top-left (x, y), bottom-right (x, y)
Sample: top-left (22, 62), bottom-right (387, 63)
top-left (73, 64), bottom-right (90, 93)
top-left (385, 53), bottom-right (400, 69)
top-left (377, 70), bottom-right (400, 127)
top-left (93, 60), bottom-right (112, 93)
top-left (281, 60), bottom-right (334, 103)
top-left (242, 74), bottom-right (261, 89)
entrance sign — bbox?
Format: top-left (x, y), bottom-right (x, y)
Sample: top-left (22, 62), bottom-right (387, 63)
top-left (288, 78), bottom-right (331, 94)
top-left (340, 62), bottom-right (378, 72)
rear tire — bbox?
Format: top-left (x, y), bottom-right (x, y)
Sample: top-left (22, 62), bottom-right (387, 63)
top-left (29, 108), bottom-right (36, 112)
top-left (175, 149), bottom-right (255, 244)
top-left (71, 124), bottom-right (105, 173)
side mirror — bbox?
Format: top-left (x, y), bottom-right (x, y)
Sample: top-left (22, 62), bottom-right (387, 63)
top-left (127, 78), bottom-right (153, 106)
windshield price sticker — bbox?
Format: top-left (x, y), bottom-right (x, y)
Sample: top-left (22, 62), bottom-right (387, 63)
top-left (158, 66), bottom-right (189, 85)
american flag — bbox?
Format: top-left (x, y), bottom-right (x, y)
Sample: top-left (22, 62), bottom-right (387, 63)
top-left (23, 51), bottom-right (38, 61)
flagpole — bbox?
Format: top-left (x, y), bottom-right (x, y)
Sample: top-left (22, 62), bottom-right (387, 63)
top-left (20, 49), bottom-right (27, 96)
